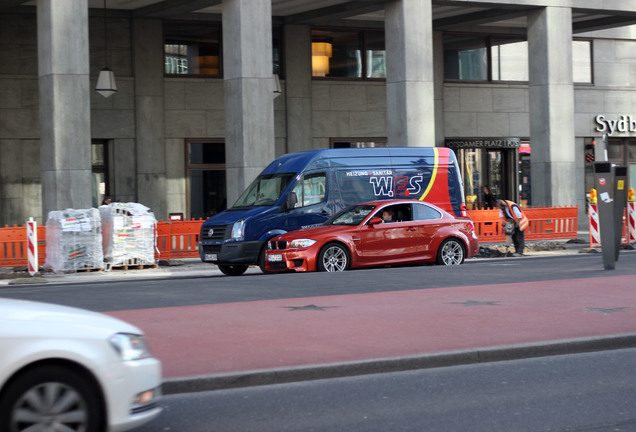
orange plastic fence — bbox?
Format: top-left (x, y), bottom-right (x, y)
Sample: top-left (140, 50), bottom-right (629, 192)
top-left (0, 207), bottom-right (582, 267)
top-left (0, 225), bottom-right (47, 267)
top-left (467, 205), bottom-right (579, 243)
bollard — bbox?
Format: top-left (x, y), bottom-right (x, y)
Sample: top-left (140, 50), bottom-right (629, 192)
top-left (588, 189), bottom-right (600, 248)
top-left (26, 217), bottom-right (38, 276)
top-left (628, 188), bottom-right (636, 243)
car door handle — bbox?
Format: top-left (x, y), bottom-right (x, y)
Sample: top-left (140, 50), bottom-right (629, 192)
top-left (406, 227), bottom-right (416, 232)
top-left (320, 211), bottom-right (331, 216)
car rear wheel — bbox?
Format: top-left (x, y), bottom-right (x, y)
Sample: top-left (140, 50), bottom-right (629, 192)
top-left (317, 243), bottom-right (350, 272)
top-left (218, 264), bottom-right (248, 276)
top-left (436, 238), bottom-right (465, 265)
top-left (0, 365), bottom-right (103, 432)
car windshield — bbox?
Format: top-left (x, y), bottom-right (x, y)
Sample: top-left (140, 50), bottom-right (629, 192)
top-left (325, 205), bottom-right (375, 226)
top-left (233, 173), bottom-right (296, 207)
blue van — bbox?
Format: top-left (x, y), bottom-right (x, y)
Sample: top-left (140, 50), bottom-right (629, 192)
top-left (199, 147), bottom-right (466, 275)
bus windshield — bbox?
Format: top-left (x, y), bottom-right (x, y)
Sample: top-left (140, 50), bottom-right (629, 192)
top-left (233, 173), bottom-right (296, 207)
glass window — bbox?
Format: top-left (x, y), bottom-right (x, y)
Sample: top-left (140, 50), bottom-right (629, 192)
top-left (365, 31), bottom-right (386, 78)
top-left (491, 39), bottom-right (528, 81)
top-left (573, 40), bottom-right (592, 83)
top-left (187, 141), bottom-right (226, 219)
top-left (291, 173), bottom-right (326, 208)
top-left (331, 139), bottom-right (387, 148)
top-left (234, 173), bottom-right (295, 207)
top-left (444, 35), bottom-right (488, 80)
top-left (312, 30), bottom-right (361, 78)
top-left (445, 35), bottom-right (591, 84)
top-left (311, 30), bottom-right (384, 79)
top-left (164, 22), bottom-right (222, 76)
top-left (413, 203), bottom-right (442, 221)
top-left (91, 140), bottom-right (108, 207)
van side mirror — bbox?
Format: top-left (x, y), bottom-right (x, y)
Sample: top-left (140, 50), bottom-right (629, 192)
top-left (368, 217), bottom-right (383, 225)
top-left (281, 192), bottom-right (298, 212)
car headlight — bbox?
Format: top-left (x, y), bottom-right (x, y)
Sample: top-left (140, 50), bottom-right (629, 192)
top-left (231, 219), bottom-right (247, 240)
top-left (289, 239), bottom-right (317, 249)
top-left (110, 333), bottom-right (152, 361)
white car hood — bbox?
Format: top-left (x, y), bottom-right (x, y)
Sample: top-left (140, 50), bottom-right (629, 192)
top-left (0, 298), bottom-right (140, 335)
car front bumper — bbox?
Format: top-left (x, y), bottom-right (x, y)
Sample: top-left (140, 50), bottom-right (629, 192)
top-left (106, 357), bottom-right (162, 432)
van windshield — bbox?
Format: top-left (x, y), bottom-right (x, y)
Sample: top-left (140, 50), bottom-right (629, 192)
top-left (233, 173), bottom-right (296, 207)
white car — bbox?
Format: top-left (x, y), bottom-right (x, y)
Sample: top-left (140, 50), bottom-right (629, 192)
top-left (0, 298), bottom-right (162, 432)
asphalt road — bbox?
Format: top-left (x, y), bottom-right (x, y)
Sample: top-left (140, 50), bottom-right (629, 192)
top-left (134, 348), bottom-right (636, 432)
top-left (0, 253), bottom-right (634, 312)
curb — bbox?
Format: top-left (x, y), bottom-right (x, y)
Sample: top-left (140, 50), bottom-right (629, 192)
top-left (161, 333), bottom-right (636, 395)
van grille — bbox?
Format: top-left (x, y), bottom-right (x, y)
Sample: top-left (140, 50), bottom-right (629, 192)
top-left (202, 225), bottom-right (229, 241)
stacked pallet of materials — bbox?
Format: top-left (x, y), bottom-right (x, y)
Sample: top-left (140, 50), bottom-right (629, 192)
top-left (44, 208), bottom-right (103, 273)
top-left (100, 202), bottom-right (157, 270)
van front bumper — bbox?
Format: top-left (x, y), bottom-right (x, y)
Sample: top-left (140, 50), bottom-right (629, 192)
top-left (199, 240), bottom-right (264, 265)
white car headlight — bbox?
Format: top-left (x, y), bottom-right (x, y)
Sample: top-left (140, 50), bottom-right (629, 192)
top-left (110, 333), bottom-right (152, 361)
top-left (231, 219), bottom-right (247, 240)
top-left (289, 239), bottom-right (317, 249)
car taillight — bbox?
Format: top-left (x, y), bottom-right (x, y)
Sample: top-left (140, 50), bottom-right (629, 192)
top-left (468, 221), bottom-right (475, 233)
top-left (460, 203), bottom-right (467, 217)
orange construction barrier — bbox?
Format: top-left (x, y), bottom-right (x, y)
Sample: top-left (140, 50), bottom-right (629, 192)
top-left (467, 205), bottom-right (579, 243)
top-left (0, 224), bottom-right (46, 268)
top-left (155, 219), bottom-right (203, 260)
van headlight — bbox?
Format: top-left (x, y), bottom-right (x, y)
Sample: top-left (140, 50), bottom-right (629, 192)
top-left (110, 333), bottom-right (152, 361)
top-left (289, 239), bottom-right (317, 249)
top-left (231, 219), bottom-right (247, 240)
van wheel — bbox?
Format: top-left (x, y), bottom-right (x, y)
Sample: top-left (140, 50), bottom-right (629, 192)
top-left (0, 365), bottom-right (103, 432)
top-left (317, 243), bottom-right (350, 272)
top-left (218, 264), bottom-right (248, 276)
top-left (436, 238), bottom-right (465, 265)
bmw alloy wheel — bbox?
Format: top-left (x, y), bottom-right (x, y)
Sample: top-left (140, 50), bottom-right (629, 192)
top-left (437, 238), bottom-right (465, 265)
top-left (318, 244), bottom-right (349, 272)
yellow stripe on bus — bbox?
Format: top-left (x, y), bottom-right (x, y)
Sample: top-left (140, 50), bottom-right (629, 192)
top-left (419, 147), bottom-right (439, 201)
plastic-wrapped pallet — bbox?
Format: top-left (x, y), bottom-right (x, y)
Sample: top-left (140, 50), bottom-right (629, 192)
top-left (100, 202), bottom-right (157, 270)
top-left (45, 208), bottom-right (103, 273)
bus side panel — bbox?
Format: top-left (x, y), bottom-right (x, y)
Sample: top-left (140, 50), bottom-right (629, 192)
top-left (330, 148), bottom-right (464, 216)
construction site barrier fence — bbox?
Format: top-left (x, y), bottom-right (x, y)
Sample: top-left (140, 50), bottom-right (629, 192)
top-left (0, 206), bottom-right (588, 268)
top-left (467, 206), bottom-right (579, 244)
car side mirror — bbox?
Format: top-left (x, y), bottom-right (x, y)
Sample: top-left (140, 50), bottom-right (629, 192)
top-left (368, 217), bottom-right (383, 225)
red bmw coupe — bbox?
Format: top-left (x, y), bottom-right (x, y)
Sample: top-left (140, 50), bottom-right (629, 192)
top-left (265, 199), bottom-right (479, 272)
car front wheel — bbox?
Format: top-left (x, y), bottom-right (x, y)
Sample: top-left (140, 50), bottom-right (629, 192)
top-left (436, 238), bottom-right (465, 265)
top-left (0, 365), bottom-right (103, 432)
top-left (317, 243), bottom-right (350, 272)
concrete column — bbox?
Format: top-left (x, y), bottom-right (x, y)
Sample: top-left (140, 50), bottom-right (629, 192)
top-left (528, 7), bottom-right (576, 206)
top-left (284, 24), bottom-right (312, 154)
top-left (133, 19), bottom-right (166, 219)
top-left (223, 0), bottom-right (276, 206)
top-left (433, 31), bottom-right (445, 147)
top-left (38, 0), bottom-right (92, 218)
top-left (385, 0), bottom-right (435, 147)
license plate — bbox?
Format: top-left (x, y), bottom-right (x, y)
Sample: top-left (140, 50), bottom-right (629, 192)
top-left (268, 254), bottom-right (283, 262)
top-left (205, 253), bottom-right (217, 261)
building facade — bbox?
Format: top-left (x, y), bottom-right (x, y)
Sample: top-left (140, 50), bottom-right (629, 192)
top-left (1, 0), bottom-right (635, 227)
